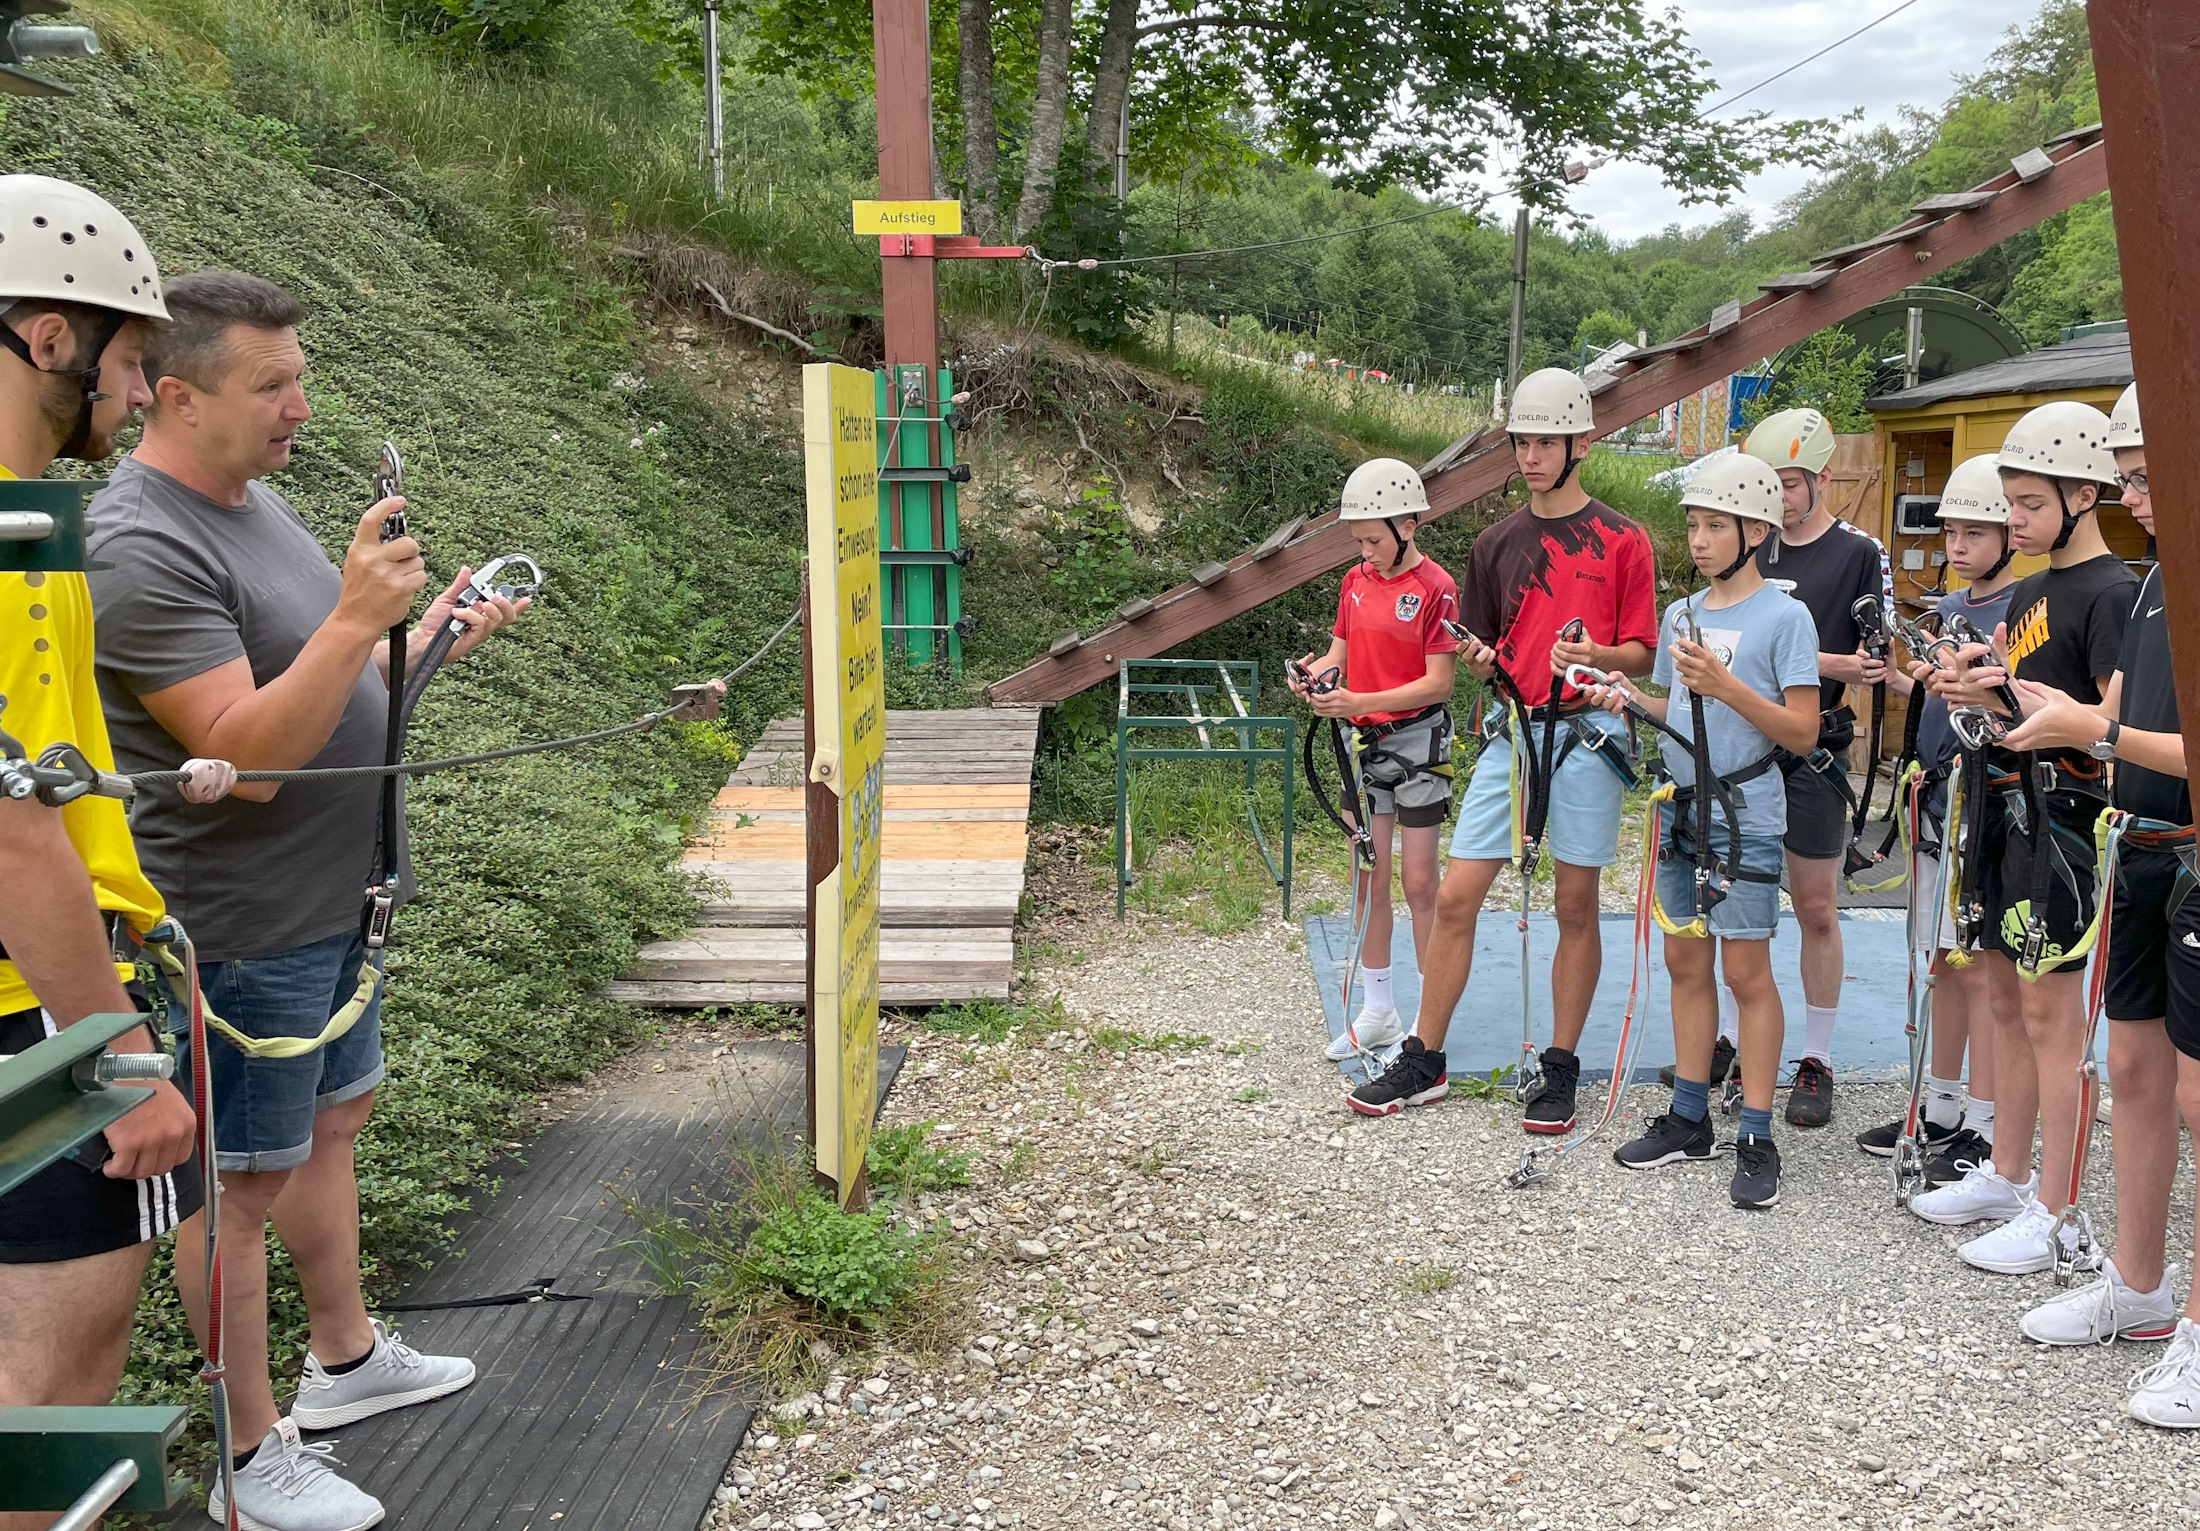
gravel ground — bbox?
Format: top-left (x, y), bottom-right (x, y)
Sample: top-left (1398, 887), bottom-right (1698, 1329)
top-left (709, 906), bottom-right (2197, 1531)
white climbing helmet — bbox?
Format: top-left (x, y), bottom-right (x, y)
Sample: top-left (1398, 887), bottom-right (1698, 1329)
top-left (1680, 453), bottom-right (1784, 526)
top-left (2103, 382), bottom-right (2142, 452)
top-left (1743, 407), bottom-right (1838, 476)
top-left (1505, 367), bottom-right (1595, 435)
top-left (1996, 400), bottom-right (2118, 486)
top-left (0, 175), bottom-right (169, 322)
top-left (1339, 457), bottom-right (1429, 520)
top-left (1937, 455), bottom-right (2009, 526)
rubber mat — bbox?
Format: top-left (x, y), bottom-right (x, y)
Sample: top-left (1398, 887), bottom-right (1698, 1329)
top-left (313, 1037), bottom-right (906, 1531)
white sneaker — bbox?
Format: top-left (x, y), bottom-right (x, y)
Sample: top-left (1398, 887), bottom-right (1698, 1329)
top-left (1959, 1199), bottom-right (2102, 1276)
top-left (1325, 1006), bottom-right (1405, 1061)
top-left (209, 1419), bottom-right (383, 1531)
top-left (1907, 1161), bottom-right (2034, 1227)
top-left (292, 1318), bottom-right (476, 1429)
top-left (2128, 1318), bottom-right (2200, 1428)
top-left (2021, 1260), bottom-right (2181, 1345)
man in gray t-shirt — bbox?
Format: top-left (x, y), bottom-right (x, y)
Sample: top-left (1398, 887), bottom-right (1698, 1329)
top-left (85, 271), bottom-right (526, 1523)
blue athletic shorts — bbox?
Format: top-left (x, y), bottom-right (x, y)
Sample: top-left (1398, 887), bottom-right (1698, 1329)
top-left (1653, 804), bottom-right (1785, 941)
top-left (170, 927), bottom-right (386, 1173)
top-left (1450, 711), bottom-right (1630, 868)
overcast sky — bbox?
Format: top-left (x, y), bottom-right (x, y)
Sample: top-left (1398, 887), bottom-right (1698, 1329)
top-left (1490, 0), bottom-right (2043, 241)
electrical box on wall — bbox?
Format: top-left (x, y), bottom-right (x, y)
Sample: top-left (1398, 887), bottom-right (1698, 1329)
top-left (1894, 494), bottom-right (1943, 537)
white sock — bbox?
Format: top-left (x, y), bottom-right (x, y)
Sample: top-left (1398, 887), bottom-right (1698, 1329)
top-left (1967, 1096), bottom-right (1995, 1144)
top-left (1716, 985), bottom-right (1739, 1046)
top-left (1924, 1074), bottom-right (1963, 1130)
top-left (1361, 967), bottom-right (1394, 1014)
top-left (1804, 1004), bottom-right (1837, 1065)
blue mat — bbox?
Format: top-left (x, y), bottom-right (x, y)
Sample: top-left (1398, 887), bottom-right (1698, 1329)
top-left (1305, 909), bottom-right (1920, 1084)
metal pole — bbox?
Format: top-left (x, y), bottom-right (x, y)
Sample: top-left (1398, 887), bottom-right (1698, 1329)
top-left (1506, 206), bottom-right (1529, 397)
top-left (702, 0), bottom-right (723, 198)
top-left (1904, 305), bottom-right (1923, 390)
top-left (1115, 98), bottom-right (1130, 206)
top-left (2087, 0), bottom-right (2200, 773)
top-left (47, 1461), bottom-right (139, 1531)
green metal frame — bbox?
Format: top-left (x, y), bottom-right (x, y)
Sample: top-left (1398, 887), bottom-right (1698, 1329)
top-left (875, 365), bottom-right (966, 671)
top-left (0, 476), bottom-right (105, 574)
top-left (0, 1014), bottom-right (189, 1516)
top-left (1114, 658), bottom-right (1294, 920)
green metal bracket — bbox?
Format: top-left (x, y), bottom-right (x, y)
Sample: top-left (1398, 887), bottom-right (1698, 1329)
top-left (874, 366), bottom-right (968, 671)
top-left (0, 477), bottom-right (106, 573)
top-left (0, 1011), bottom-right (151, 1199)
top-left (1114, 659), bottom-right (1295, 920)
top-left (0, 1405), bottom-right (189, 1512)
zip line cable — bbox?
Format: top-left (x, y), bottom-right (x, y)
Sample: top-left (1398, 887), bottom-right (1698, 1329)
top-left (1699, 0), bottom-right (1926, 117)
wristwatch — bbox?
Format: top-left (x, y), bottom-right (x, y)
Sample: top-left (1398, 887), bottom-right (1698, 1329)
top-left (2089, 720), bottom-right (2121, 761)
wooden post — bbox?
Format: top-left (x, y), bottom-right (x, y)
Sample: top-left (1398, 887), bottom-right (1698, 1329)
top-left (801, 565), bottom-right (829, 1184)
top-left (872, 0), bottom-right (940, 379)
top-left (2088, 2), bottom-right (2200, 763)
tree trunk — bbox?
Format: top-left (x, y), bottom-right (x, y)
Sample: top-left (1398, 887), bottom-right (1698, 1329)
top-left (956, 0), bottom-right (1000, 241)
top-left (1011, 0), bottom-right (1075, 242)
top-left (1084, 0), bottom-right (1140, 195)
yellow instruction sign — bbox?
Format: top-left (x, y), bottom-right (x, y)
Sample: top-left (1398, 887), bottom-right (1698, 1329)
top-left (852, 199), bottom-right (963, 235)
top-left (804, 362), bottom-right (885, 1205)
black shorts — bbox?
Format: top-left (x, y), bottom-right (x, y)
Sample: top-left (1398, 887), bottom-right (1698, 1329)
top-left (2106, 845), bottom-right (2200, 1060)
top-left (1983, 792), bottom-right (2103, 971)
top-left (0, 1007), bottom-right (204, 1264)
top-left (1780, 745), bottom-right (1852, 861)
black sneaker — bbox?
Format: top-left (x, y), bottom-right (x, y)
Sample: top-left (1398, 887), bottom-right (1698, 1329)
top-left (1730, 1132), bottom-right (1782, 1208)
top-left (1783, 1056), bottom-right (1834, 1128)
top-left (1613, 1110), bottom-right (1717, 1170)
top-left (1923, 1127), bottom-right (1993, 1186)
top-left (1345, 1037), bottom-right (1448, 1117)
top-left (1523, 1047), bottom-right (1580, 1135)
top-left (1657, 1035), bottom-right (1735, 1089)
top-left (1856, 1113), bottom-right (1961, 1159)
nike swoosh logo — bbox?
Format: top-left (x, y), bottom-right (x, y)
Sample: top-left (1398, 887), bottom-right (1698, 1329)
top-left (2148, 607), bottom-right (2164, 617)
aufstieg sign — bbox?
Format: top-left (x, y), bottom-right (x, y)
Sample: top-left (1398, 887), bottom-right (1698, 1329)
top-left (804, 361), bottom-right (885, 1204)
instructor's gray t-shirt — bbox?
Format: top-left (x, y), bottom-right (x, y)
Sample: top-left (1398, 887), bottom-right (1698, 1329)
top-left (86, 457), bottom-right (412, 962)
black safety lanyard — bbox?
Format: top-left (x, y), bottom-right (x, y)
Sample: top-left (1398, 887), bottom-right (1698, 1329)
top-left (364, 446), bottom-right (408, 951)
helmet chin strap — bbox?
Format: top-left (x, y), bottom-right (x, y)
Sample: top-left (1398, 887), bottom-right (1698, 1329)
top-left (1716, 522), bottom-right (1757, 581)
top-left (1981, 527), bottom-right (2015, 582)
top-left (0, 309), bottom-right (127, 461)
top-left (2049, 480), bottom-right (2083, 552)
top-left (1509, 435), bottom-right (1583, 494)
top-left (1380, 516), bottom-right (1408, 571)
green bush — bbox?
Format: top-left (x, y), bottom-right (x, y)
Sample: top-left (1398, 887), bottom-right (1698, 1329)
top-left (862, 1120), bottom-right (972, 1199)
top-left (741, 1188), bottom-right (931, 1324)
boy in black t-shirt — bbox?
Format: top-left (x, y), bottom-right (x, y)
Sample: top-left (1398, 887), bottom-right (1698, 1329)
top-left (1928, 400), bottom-right (2135, 1281)
top-left (1996, 384), bottom-right (2200, 1424)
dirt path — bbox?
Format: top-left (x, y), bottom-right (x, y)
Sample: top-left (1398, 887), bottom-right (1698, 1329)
top-left (710, 907), bottom-right (2196, 1531)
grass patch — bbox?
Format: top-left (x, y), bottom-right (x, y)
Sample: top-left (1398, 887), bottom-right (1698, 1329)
top-left (1447, 1066), bottom-right (1519, 1101)
top-left (1230, 1085), bottom-right (1270, 1104)
top-left (1401, 1262), bottom-right (1458, 1295)
top-left (1000, 1143), bottom-right (1038, 1183)
top-left (864, 1122), bottom-right (973, 1200)
top-left (897, 996), bottom-right (1070, 1047)
top-left (1090, 1025), bottom-right (1212, 1053)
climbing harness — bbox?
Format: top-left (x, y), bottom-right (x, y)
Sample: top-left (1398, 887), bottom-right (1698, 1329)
top-left (1651, 604), bottom-right (1781, 937)
top-left (1855, 611), bottom-right (1949, 886)
top-left (1508, 781), bottom-right (1663, 1189)
top-left (2012, 754), bottom-right (2111, 980)
top-left (1891, 760), bottom-right (1963, 1206)
top-left (1292, 660), bottom-right (1387, 1075)
top-left (1844, 595), bottom-right (1893, 887)
top-left (2052, 809), bottom-right (2141, 1284)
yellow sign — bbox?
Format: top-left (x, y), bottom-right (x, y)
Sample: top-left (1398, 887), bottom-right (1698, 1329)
top-left (852, 200), bottom-right (963, 236)
top-left (803, 362), bottom-right (886, 1204)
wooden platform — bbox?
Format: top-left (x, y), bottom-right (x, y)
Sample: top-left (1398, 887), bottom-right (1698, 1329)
top-left (605, 709), bottom-right (1040, 1008)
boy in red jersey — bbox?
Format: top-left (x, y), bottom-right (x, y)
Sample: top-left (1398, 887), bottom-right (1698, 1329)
top-left (1291, 458), bottom-right (1459, 1058)
top-left (1345, 369), bottom-right (1658, 1126)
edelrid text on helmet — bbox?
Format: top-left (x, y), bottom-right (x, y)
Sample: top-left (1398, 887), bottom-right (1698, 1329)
top-left (1338, 457), bottom-right (1429, 521)
top-left (2104, 382), bottom-right (2142, 452)
top-left (1995, 400), bottom-right (2118, 487)
top-left (1937, 455), bottom-right (2009, 526)
top-left (1742, 407), bottom-right (1837, 477)
top-left (1505, 368), bottom-right (1595, 436)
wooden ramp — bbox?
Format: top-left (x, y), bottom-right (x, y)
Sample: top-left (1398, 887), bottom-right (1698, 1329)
top-left (605, 708), bottom-right (1040, 1008)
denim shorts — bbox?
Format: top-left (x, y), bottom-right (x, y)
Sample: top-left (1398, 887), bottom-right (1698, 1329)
top-left (1451, 712), bottom-right (1630, 868)
top-left (171, 927), bottom-right (386, 1173)
top-left (1654, 804), bottom-right (1785, 941)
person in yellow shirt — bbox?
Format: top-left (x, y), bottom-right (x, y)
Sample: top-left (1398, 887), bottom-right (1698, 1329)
top-left (0, 177), bottom-right (233, 1531)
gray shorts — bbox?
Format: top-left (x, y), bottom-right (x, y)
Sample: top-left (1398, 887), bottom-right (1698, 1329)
top-left (1354, 708), bottom-right (1455, 829)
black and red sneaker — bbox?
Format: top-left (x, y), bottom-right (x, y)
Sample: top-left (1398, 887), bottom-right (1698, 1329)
top-left (1346, 1037), bottom-right (1448, 1117)
top-left (1523, 1047), bottom-right (1579, 1135)
top-left (1784, 1056), bottom-right (1835, 1128)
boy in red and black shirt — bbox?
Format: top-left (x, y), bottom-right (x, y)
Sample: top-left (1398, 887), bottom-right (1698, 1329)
top-left (1346, 369), bottom-right (1658, 1128)
top-left (1291, 458), bottom-right (1459, 1057)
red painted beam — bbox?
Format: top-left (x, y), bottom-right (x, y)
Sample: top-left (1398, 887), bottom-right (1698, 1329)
top-left (2088, 1), bottom-right (2200, 773)
top-left (990, 135), bottom-right (2109, 705)
top-left (872, 0), bottom-right (939, 377)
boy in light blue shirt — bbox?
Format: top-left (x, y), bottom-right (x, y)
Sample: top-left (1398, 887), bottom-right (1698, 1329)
top-left (1581, 455), bottom-right (1820, 1208)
